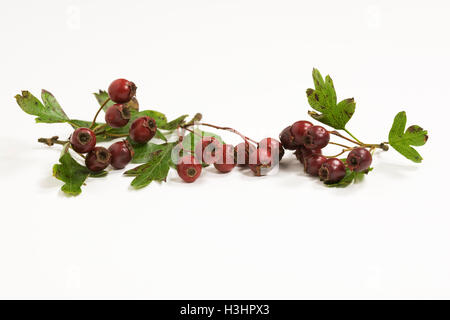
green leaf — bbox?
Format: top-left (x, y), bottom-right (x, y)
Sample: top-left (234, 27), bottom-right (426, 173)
top-left (326, 167), bottom-right (372, 188)
top-left (159, 114), bottom-right (189, 130)
top-left (93, 90), bottom-right (115, 111)
top-left (388, 111), bottom-right (428, 163)
top-left (182, 131), bottom-right (223, 153)
top-left (129, 141), bottom-right (176, 163)
top-left (15, 90), bottom-right (69, 123)
top-left (127, 143), bottom-right (175, 189)
top-left (52, 149), bottom-right (107, 195)
top-left (306, 69), bottom-right (355, 130)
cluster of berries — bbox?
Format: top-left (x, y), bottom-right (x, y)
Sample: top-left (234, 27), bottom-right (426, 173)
top-left (176, 137), bottom-right (285, 183)
top-left (280, 120), bottom-right (372, 184)
top-left (69, 79), bottom-right (155, 172)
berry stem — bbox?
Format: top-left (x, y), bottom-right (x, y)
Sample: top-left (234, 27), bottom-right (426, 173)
top-left (326, 148), bottom-right (353, 158)
top-left (329, 130), bottom-right (362, 146)
top-left (189, 122), bottom-right (258, 145)
top-left (90, 97), bottom-right (111, 129)
top-left (343, 128), bottom-right (363, 145)
top-left (329, 141), bottom-right (352, 149)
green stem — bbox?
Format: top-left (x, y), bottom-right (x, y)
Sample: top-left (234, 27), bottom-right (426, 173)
top-left (343, 128), bottom-right (363, 145)
top-left (90, 97), bottom-right (111, 129)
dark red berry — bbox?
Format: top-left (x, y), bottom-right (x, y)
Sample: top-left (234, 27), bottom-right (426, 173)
top-left (214, 144), bottom-right (236, 173)
top-left (70, 127), bottom-right (96, 153)
top-left (279, 126), bottom-right (297, 150)
top-left (177, 155), bottom-right (202, 183)
top-left (85, 147), bottom-right (111, 172)
top-left (194, 137), bottom-right (221, 164)
top-left (249, 148), bottom-right (273, 176)
top-left (304, 125), bottom-right (330, 149)
top-left (319, 158), bottom-right (346, 183)
top-left (108, 78), bottom-right (137, 103)
top-left (105, 104), bottom-right (131, 128)
top-left (291, 120), bottom-right (313, 145)
top-left (294, 146), bottom-right (322, 164)
top-left (259, 138), bottom-right (284, 161)
top-left (304, 154), bottom-right (327, 176)
top-left (234, 142), bottom-right (256, 166)
top-left (108, 140), bottom-right (134, 169)
top-left (129, 116), bottom-right (157, 144)
top-left (346, 148), bottom-right (372, 172)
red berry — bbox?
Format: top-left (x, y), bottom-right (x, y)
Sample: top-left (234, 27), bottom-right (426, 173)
top-left (347, 148), bottom-right (372, 172)
top-left (279, 126), bottom-right (297, 150)
top-left (194, 137), bottom-right (221, 164)
top-left (304, 125), bottom-right (330, 149)
top-left (177, 155), bottom-right (202, 183)
top-left (294, 146), bottom-right (322, 164)
top-left (319, 158), bottom-right (346, 183)
top-left (108, 78), bottom-right (137, 103)
top-left (259, 138), bottom-right (285, 161)
top-left (108, 140), bottom-right (134, 169)
top-left (85, 147), bottom-right (111, 172)
top-left (70, 128), bottom-right (96, 153)
top-left (214, 144), bottom-right (236, 173)
top-left (291, 120), bottom-right (313, 145)
top-left (249, 148), bottom-right (273, 176)
top-left (129, 116), bottom-right (157, 144)
top-left (304, 154), bottom-right (327, 176)
top-left (234, 142), bottom-right (256, 166)
top-left (105, 104), bottom-right (131, 128)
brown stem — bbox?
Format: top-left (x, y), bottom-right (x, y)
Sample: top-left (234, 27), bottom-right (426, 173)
top-left (330, 130), bottom-right (363, 146)
top-left (90, 97), bottom-right (111, 129)
top-left (38, 136), bottom-right (67, 146)
top-left (329, 141), bottom-right (352, 149)
top-left (326, 148), bottom-right (352, 158)
top-left (187, 122), bottom-right (258, 145)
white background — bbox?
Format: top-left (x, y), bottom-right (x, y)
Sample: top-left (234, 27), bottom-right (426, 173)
top-left (0, 0), bottom-right (448, 299)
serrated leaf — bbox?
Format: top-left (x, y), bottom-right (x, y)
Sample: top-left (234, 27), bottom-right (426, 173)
top-left (326, 167), bottom-right (372, 188)
top-left (94, 90), bottom-right (115, 111)
top-left (128, 144), bottom-right (175, 189)
top-left (52, 150), bottom-right (107, 195)
top-left (15, 90), bottom-right (69, 123)
top-left (388, 111), bottom-right (428, 163)
top-left (155, 129), bottom-right (168, 142)
top-left (306, 69), bottom-right (355, 130)
top-left (129, 141), bottom-right (176, 163)
top-left (159, 114), bottom-right (189, 130)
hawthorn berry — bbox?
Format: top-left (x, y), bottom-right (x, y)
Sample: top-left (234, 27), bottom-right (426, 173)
top-left (177, 155), bottom-right (202, 183)
top-left (347, 148), bottom-right (372, 172)
top-left (194, 137), bottom-right (221, 164)
top-left (70, 127), bottom-right (96, 153)
top-left (259, 138), bottom-right (285, 161)
top-left (105, 104), bottom-right (131, 128)
top-left (279, 126), bottom-right (297, 150)
top-left (319, 158), bottom-right (346, 183)
top-left (129, 116), bottom-right (157, 144)
top-left (108, 140), bottom-right (134, 169)
top-left (294, 146), bottom-right (322, 164)
top-left (214, 144), bottom-right (236, 173)
top-left (249, 148), bottom-right (273, 176)
top-left (85, 147), bottom-right (111, 172)
top-left (304, 125), bottom-right (330, 149)
top-left (234, 142), bottom-right (256, 166)
top-left (291, 120), bottom-right (313, 145)
top-left (304, 154), bottom-right (327, 176)
top-left (108, 78), bottom-right (137, 103)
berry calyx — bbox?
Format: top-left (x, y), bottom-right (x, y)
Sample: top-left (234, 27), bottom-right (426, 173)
top-left (303, 125), bottom-right (330, 149)
top-left (108, 78), bottom-right (137, 103)
top-left (319, 158), bottom-right (346, 183)
top-left (279, 126), bottom-right (297, 150)
top-left (291, 120), bottom-right (313, 145)
top-left (294, 146), bottom-right (322, 164)
top-left (234, 142), bottom-right (256, 166)
top-left (258, 138), bottom-right (285, 161)
top-left (70, 127), bottom-right (96, 153)
top-left (85, 147), bottom-right (111, 172)
top-left (214, 144), bottom-right (236, 173)
top-left (129, 116), bottom-right (157, 144)
top-left (346, 148), bottom-right (372, 172)
top-left (177, 155), bottom-right (202, 183)
top-left (105, 104), bottom-right (131, 128)
top-left (194, 137), bottom-right (221, 164)
top-left (249, 148), bottom-right (273, 176)
top-left (304, 154), bottom-right (327, 176)
top-left (108, 140), bottom-right (134, 169)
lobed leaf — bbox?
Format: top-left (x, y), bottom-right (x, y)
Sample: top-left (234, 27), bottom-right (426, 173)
top-left (15, 90), bottom-right (69, 123)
